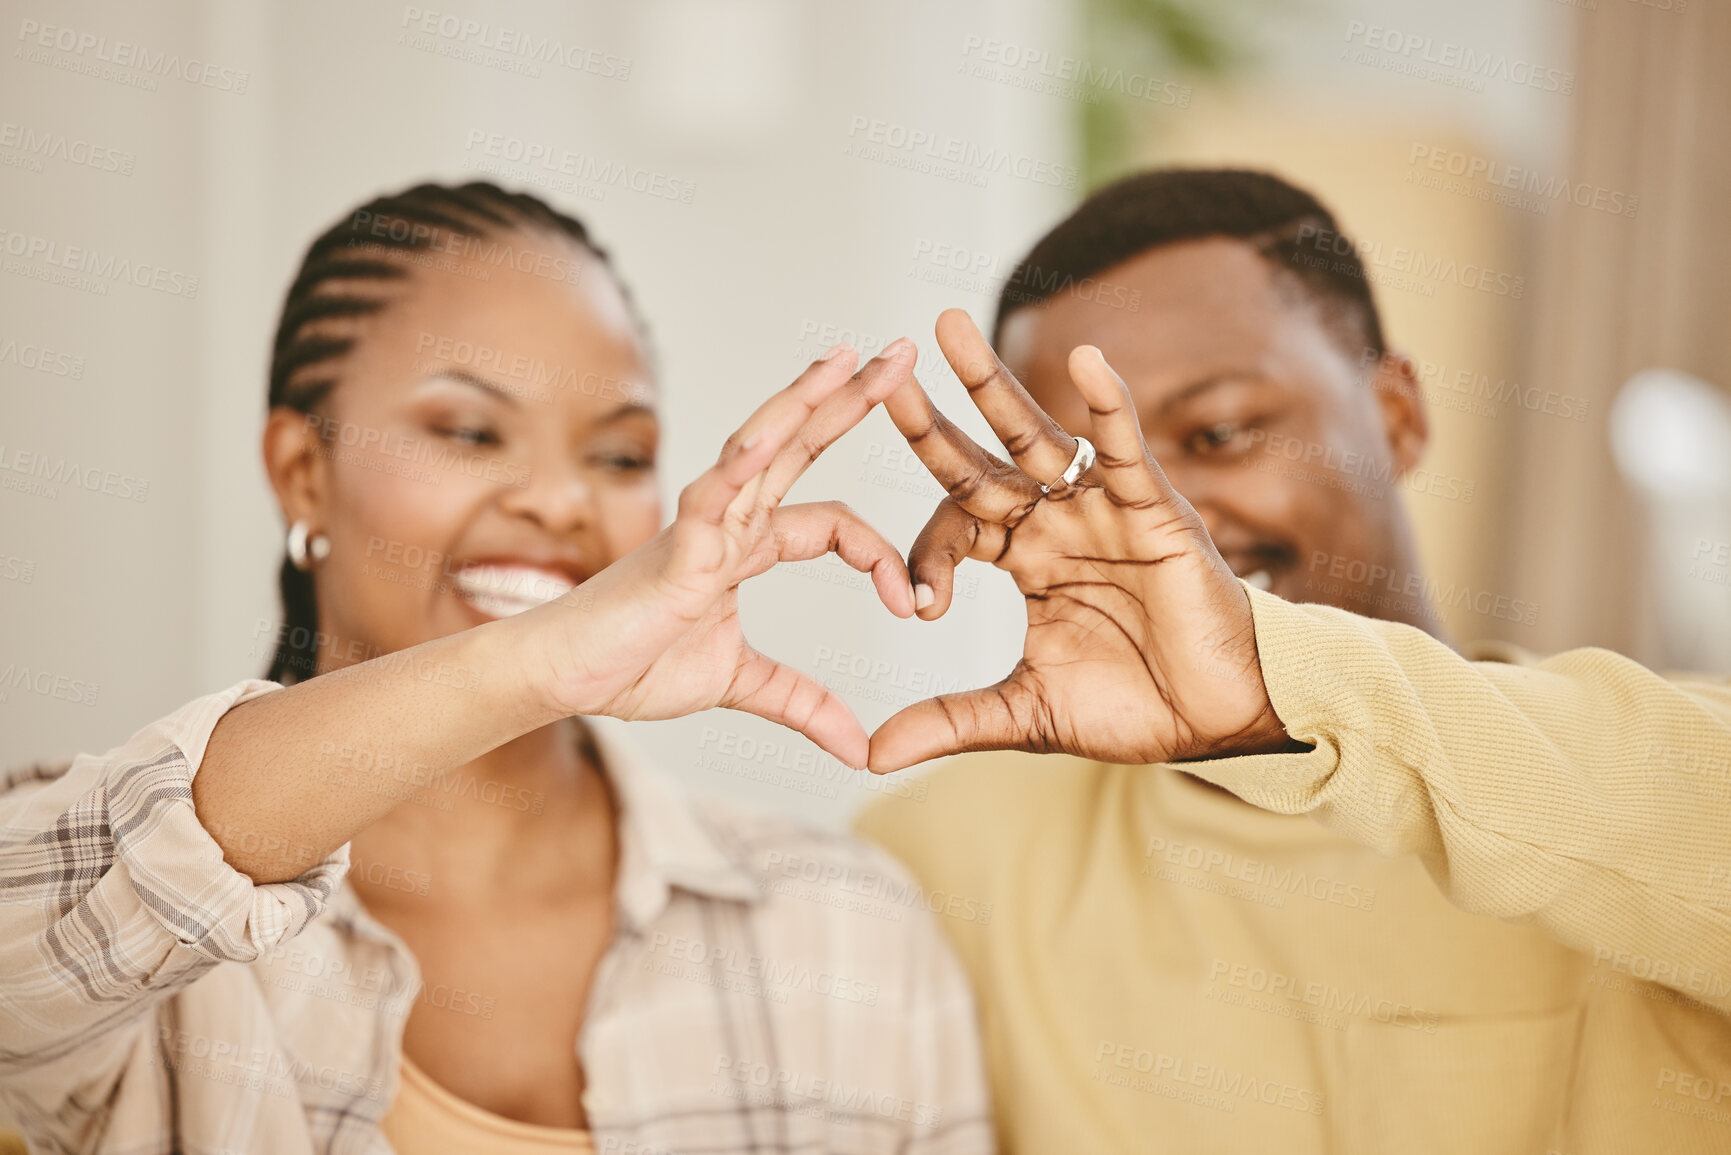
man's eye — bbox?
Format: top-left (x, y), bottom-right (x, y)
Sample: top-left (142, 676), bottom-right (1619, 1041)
top-left (1187, 422), bottom-right (1245, 454)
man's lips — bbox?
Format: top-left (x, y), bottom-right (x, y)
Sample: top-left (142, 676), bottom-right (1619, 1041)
top-left (451, 562), bottom-right (584, 618)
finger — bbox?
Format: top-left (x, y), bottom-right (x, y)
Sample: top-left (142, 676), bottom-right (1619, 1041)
top-left (882, 373), bottom-right (1043, 522)
top-left (1067, 344), bottom-right (1173, 508)
top-left (727, 649), bottom-right (871, 770)
top-left (935, 307), bottom-right (1078, 484)
top-left (866, 679), bottom-right (1040, 773)
top-left (677, 344), bottom-right (859, 526)
top-left (770, 502), bottom-right (917, 619)
top-left (754, 338), bottom-right (918, 509)
top-left (905, 498), bottom-right (1005, 621)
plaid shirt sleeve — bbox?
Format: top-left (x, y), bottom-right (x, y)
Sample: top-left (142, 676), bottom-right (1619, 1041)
top-left (0, 679), bottom-right (349, 1106)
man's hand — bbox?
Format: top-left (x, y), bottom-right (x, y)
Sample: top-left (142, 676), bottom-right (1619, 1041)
top-left (868, 310), bottom-right (1296, 773)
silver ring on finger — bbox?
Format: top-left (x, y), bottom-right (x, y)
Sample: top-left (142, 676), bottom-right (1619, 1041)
top-left (1040, 436), bottom-right (1096, 495)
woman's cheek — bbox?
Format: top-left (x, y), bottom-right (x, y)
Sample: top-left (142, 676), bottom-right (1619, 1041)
top-left (323, 462), bottom-right (477, 644)
top-left (598, 480), bottom-right (662, 559)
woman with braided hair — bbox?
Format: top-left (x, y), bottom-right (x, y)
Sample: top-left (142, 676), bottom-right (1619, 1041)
top-left (0, 182), bottom-right (993, 1154)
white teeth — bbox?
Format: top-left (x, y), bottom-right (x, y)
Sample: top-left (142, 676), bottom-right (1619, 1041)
top-left (1243, 569), bottom-right (1273, 591)
top-left (452, 564), bottom-right (577, 618)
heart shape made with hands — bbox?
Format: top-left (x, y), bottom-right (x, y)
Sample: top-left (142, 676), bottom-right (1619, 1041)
top-left (856, 309), bottom-right (1294, 774)
top-left (550, 311), bottom-right (1293, 778)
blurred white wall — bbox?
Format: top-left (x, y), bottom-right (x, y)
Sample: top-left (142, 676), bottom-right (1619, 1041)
top-left (1, 0), bottom-right (1076, 828)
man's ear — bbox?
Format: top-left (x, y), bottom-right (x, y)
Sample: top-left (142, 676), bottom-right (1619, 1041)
top-left (1369, 351), bottom-right (1429, 477)
top-left (261, 407), bottom-right (330, 531)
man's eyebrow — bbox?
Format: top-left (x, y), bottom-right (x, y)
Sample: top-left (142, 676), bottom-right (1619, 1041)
top-left (1152, 373), bottom-right (1262, 419)
top-left (414, 368), bottom-right (521, 408)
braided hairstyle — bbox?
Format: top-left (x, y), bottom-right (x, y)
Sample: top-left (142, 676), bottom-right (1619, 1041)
top-left (263, 180), bottom-right (642, 684)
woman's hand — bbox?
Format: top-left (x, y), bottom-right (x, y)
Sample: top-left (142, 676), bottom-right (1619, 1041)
top-left (533, 341), bottom-right (920, 770)
top-left (868, 311), bottom-right (1297, 773)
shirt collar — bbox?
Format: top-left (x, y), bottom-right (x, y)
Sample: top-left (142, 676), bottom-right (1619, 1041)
top-left (582, 716), bottom-right (764, 931)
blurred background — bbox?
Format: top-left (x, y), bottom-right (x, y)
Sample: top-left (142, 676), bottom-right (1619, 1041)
top-left (3, 0), bottom-right (1728, 830)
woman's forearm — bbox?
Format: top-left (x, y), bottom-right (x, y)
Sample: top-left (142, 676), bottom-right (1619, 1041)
top-left (193, 609), bottom-right (563, 883)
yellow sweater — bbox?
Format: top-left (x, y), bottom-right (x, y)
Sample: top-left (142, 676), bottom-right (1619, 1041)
top-left (856, 584), bottom-right (1731, 1154)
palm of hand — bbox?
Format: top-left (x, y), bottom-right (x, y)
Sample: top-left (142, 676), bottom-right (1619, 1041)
top-left (866, 309), bottom-right (1288, 772)
top-left (995, 489), bottom-right (1270, 765)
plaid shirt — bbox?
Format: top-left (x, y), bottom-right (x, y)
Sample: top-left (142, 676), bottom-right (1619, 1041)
top-left (0, 680), bottom-right (993, 1154)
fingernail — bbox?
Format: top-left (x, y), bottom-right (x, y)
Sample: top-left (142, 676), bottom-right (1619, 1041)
top-left (914, 583), bottom-right (935, 610)
top-left (882, 337), bottom-right (915, 363)
top-left (820, 342), bottom-right (852, 362)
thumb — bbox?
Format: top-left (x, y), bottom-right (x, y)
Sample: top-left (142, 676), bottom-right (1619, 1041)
top-left (867, 679), bottom-right (1036, 773)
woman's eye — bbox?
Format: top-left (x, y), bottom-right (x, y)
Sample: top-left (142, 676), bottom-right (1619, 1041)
top-left (592, 451), bottom-right (653, 473)
top-left (434, 425), bottom-right (499, 448)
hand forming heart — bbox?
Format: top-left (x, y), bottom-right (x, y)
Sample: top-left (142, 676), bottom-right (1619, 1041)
top-left (865, 309), bottom-right (1296, 773)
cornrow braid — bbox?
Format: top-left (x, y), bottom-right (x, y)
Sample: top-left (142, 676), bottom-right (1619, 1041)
top-left (263, 180), bottom-right (644, 685)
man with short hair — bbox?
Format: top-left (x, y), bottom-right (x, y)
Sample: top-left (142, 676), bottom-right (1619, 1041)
top-left (857, 169), bottom-right (1731, 1154)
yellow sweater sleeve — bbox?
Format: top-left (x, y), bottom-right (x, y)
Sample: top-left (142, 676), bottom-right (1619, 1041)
top-left (1182, 583), bottom-right (1731, 1014)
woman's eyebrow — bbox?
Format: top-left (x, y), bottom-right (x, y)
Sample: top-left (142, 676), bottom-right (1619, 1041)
top-left (593, 402), bottom-right (657, 425)
top-left (412, 368), bottom-right (521, 408)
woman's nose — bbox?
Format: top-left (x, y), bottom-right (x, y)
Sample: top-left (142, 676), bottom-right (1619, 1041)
top-left (497, 455), bottom-right (594, 535)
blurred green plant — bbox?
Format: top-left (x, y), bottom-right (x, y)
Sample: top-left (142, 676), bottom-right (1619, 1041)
top-left (1080, 0), bottom-right (1262, 188)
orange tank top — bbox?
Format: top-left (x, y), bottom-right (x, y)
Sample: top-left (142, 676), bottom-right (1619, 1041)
top-left (380, 1054), bottom-right (595, 1154)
